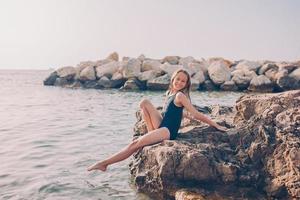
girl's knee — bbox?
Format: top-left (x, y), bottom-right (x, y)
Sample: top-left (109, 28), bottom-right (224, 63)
top-left (139, 99), bottom-right (150, 109)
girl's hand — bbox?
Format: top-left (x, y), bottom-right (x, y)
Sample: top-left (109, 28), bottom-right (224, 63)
top-left (214, 124), bottom-right (228, 132)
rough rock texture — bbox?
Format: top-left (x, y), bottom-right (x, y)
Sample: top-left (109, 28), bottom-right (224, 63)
top-left (44, 52), bottom-right (300, 92)
top-left (130, 90), bottom-right (300, 200)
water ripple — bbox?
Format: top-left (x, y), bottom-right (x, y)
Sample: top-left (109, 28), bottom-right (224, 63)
top-left (0, 70), bottom-right (242, 200)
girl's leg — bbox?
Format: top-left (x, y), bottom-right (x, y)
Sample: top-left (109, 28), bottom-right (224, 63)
top-left (87, 127), bottom-right (170, 171)
top-left (139, 99), bottom-right (162, 131)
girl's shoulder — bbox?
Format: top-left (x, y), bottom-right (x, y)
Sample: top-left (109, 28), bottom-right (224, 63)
top-left (175, 92), bottom-right (188, 101)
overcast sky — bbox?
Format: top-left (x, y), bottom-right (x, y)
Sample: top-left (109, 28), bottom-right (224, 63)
top-left (0, 0), bottom-right (299, 69)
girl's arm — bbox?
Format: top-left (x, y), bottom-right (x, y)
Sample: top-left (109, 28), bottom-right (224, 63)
top-left (176, 92), bottom-right (227, 132)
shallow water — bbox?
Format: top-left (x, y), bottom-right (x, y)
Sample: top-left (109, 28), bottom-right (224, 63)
top-left (0, 70), bottom-right (243, 200)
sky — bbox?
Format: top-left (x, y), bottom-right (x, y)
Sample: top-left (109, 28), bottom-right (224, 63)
top-left (0, 0), bottom-right (299, 69)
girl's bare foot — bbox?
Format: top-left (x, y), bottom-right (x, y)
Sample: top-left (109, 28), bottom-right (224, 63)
top-left (87, 161), bottom-right (108, 172)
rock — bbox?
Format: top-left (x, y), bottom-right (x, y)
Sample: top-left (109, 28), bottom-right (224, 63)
top-left (192, 71), bottom-right (205, 84)
top-left (208, 60), bottom-right (231, 85)
top-left (207, 57), bottom-right (233, 67)
top-left (130, 90), bottom-right (300, 199)
top-left (175, 189), bottom-right (205, 200)
top-left (79, 66), bottom-right (96, 81)
top-left (106, 52), bottom-right (119, 61)
top-left (188, 61), bottom-right (209, 76)
top-left (231, 69), bottom-right (257, 90)
top-left (162, 56), bottom-right (180, 65)
top-left (137, 54), bottom-right (146, 62)
top-left (109, 72), bottom-right (126, 88)
top-left (121, 78), bottom-right (145, 90)
top-left (278, 62), bottom-right (299, 73)
top-left (235, 60), bottom-right (261, 72)
top-left (44, 71), bottom-right (58, 86)
top-left (258, 63), bottom-right (278, 75)
top-left (264, 68), bottom-right (278, 82)
top-left (160, 63), bottom-right (188, 76)
top-left (82, 80), bottom-right (102, 89)
top-left (54, 77), bottom-right (72, 87)
top-left (220, 80), bottom-right (238, 91)
top-left (141, 60), bottom-right (162, 72)
top-left (56, 66), bottom-right (76, 80)
top-left (248, 75), bottom-right (273, 92)
top-left (147, 74), bottom-right (170, 90)
top-left (276, 70), bottom-right (299, 91)
top-left (190, 78), bottom-right (200, 91)
top-left (95, 61), bottom-right (120, 79)
top-left (179, 56), bottom-right (195, 69)
top-left (289, 67), bottom-right (300, 81)
top-left (138, 70), bottom-right (161, 82)
top-left (121, 58), bottom-right (141, 78)
top-left (199, 80), bottom-right (218, 91)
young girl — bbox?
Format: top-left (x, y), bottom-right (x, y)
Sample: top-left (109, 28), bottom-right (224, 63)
top-left (87, 69), bottom-right (227, 172)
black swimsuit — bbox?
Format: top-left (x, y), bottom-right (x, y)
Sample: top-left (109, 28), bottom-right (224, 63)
top-left (159, 93), bottom-right (183, 140)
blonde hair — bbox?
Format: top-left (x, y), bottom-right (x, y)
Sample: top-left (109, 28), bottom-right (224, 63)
top-left (167, 69), bottom-right (191, 100)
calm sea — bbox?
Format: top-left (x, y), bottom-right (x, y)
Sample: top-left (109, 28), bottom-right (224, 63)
top-left (0, 70), bottom-right (242, 200)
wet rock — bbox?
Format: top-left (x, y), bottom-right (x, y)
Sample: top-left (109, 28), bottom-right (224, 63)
top-left (56, 66), bottom-right (76, 80)
top-left (43, 71), bottom-right (58, 86)
top-left (220, 80), bottom-right (238, 91)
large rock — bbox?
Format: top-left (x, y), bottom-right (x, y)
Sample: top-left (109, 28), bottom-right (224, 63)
top-left (289, 67), bottom-right (300, 81)
top-left (231, 69), bottom-right (257, 90)
top-left (141, 60), bottom-right (162, 72)
top-left (188, 61), bottom-right (209, 75)
top-left (275, 70), bottom-right (299, 91)
top-left (121, 78), bottom-right (145, 90)
top-left (160, 63), bottom-right (187, 76)
top-left (121, 58), bottom-right (141, 78)
top-left (248, 75), bottom-right (273, 92)
top-left (137, 70), bottom-right (161, 82)
top-left (258, 63), bottom-right (278, 75)
top-left (178, 56), bottom-right (195, 69)
top-left (43, 71), bottom-right (58, 86)
top-left (235, 60), bottom-right (261, 72)
top-left (220, 80), bottom-right (238, 91)
top-left (208, 60), bottom-right (231, 85)
top-left (162, 56), bottom-right (180, 65)
top-left (191, 71), bottom-right (205, 84)
top-left (56, 66), bottom-right (76, 80)
top-left (79, 66), bottom-right (96, 81)
top-left (147, 74), bottom-right (171, 90)
top-left (106, 52), bottom-right (119, 61)
top-left (95, 61), bottom-right (120, 79)
top-left (130, 90), bottom-right (300, 199)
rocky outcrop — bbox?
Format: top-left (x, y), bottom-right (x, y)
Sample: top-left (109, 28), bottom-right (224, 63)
top-left (130, 90), bottom-right (300, 200)
top-left (44, 52), bottom-right (300, 92)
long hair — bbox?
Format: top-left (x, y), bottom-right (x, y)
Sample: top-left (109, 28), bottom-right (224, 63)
top-left (167, 68), bottom-right (191, 100)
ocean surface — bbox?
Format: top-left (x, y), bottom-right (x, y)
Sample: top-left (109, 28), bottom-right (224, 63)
top-left (0, 70), bottom-right (243, 200)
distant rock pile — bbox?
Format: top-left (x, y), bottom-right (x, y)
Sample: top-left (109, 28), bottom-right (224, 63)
top-left (130, 90), bottom-right (300, 200)
top-left (44, 52), bottom-right (300, 92)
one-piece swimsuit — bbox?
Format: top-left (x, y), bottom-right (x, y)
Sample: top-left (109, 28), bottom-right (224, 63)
top-left (159, 93), bottom-right (183, 140)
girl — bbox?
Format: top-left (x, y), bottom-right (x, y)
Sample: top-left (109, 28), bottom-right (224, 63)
top-left (87, 69), bottom-right (227, 172)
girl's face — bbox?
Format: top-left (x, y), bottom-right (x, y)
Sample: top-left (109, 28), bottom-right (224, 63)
top-left (172, 72), bottom-right (188, 92)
